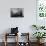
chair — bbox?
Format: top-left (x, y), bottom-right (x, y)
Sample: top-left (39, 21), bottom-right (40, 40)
top-left (4, 33), bottom-right (18, 46)
top-left (4, 27), bottom-right (19, 46)
top-left (18, 33), bottom-right (30, 46)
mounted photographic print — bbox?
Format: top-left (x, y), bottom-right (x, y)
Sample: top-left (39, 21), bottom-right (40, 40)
top-left (11, 8), bottom-right (24, 17)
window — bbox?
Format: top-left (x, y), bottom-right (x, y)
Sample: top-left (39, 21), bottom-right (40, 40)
top-left (37, 0), bottom-right (46, 18)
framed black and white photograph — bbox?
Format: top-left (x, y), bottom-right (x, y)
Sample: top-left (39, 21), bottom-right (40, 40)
top-left (11, 8), bottom-right (24, 17)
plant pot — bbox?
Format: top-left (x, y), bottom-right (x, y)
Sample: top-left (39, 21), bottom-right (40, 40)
top-left (37, 39), bottom-right (45, 44)
top-left (37, 39), bottom-right (40, 43)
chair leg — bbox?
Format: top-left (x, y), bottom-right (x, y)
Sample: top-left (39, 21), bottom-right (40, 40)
top-left (4, 41), bottom-right (7, 46)
top-left (4, 33), bottom-right (7, 46)
top-left (16, 34), bottom-right (18, 46)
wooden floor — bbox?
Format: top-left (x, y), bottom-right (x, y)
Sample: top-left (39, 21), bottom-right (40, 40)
top-left (0, 42), bottom-right (46, 46)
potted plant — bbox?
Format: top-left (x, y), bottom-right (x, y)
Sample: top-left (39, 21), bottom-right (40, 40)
top-left (32, 25), bottom-right (39, 30)
top-left (40, 26), bottom-right (45, 29)
top-left (32, 24), bottom-right (45, 30)
top-left (33, 32), bottom-right (46, 43)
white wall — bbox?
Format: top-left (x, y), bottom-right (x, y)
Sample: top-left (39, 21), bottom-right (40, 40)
top-left (0, 0), bottom-right (36, 42)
